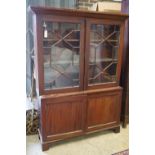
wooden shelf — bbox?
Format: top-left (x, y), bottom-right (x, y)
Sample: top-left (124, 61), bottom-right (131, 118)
top-left (91, 39), bottom-right (118, 42)
top-left (44, 61), bottom-right (79, 66)
top-left (89, 75), bottom-right (116, 81)
top-left (43, 39), bottom-right (80, 42)
top-left (43, 46), bottom-right (80, 49)
top-left (90, 58), bottom-right (117, 63)
top-left (43, 47), bottom-right (52, 49)
top-left (44, 58), bottom-right (117, 66)
top-left (90, 43), bottom-right (119, 48)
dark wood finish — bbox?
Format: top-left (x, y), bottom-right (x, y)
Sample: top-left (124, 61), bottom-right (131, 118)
top-left (41, 95), bottom-right (87, 141)
top-left (34, 15), bottom-right (85, 95)
top-left (42, 143), bottom-right (49, 151)
top-left (84, 18), bottom-right (125, 90)
top-left (38, 87), bottom-right (122, 150)
top-left (29, 6), bottom-right (128, 21)
top-left (31, 7), bottom-right (128, 96)
top-left (87, 88), bottom-right (122, 132)
top-left (30, 7), bottom-right (128, 151)
top-left (113, 126), bottom-right (120, 133)
top-left (121, 0), bottom-right (129, 128)
top-left (40, 86), bottom-right (122, 99)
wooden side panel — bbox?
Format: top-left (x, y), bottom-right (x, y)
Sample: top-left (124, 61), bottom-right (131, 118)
top-left (41, 95), bottom-right (87, 141)
top-left (121, 0), bottom-right (129, 127)
top-left (87, 90), bottom-right (122, 131)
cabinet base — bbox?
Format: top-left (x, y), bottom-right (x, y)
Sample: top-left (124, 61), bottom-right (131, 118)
top-left (38, 87), bottom-right (122, 151)
top-left (113, 126), bottom-right (120, 133)
top-left (122, 119), bottom-right (129, 128)
top-left (121, 115), bottom-right (129, 128)
top-left (42, 143), bottom-right (49, 151)
top-left (38, 125), bottom-right (121, 151)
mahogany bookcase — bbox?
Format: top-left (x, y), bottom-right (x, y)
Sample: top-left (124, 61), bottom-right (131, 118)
top-left (30, 6), bottom-right (128, 151)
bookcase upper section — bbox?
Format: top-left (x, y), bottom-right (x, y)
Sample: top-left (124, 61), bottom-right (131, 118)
top-left (30, 6), bottom-right (128, 95)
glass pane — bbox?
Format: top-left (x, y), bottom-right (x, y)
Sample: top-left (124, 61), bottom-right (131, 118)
top-left (89, 24), bottom-right (120, 85)
top-left (43, 21), bottom-right (80, 90)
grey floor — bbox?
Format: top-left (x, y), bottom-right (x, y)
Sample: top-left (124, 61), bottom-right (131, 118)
top-left (26, 125), bottom-right (128, 155)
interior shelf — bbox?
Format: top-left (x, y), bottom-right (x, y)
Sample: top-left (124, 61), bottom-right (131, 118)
top-left (44, 58), bottom-right (117, 66)
top-left (43, 39), bottom-right (80, 42)
top-left (89, 75), bottom-right (116, 82)
top-left (90, 58), bottom-right (117, 63)
top-left (43, 46), bottom-right (80, 49)
top-left (91, 39), bottom-right (118, 42)
top-left (44, 61), bottom-right (79, 66)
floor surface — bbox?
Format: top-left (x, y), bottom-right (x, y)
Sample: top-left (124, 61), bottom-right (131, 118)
top-left (26, 125), bottom-right (128, 155)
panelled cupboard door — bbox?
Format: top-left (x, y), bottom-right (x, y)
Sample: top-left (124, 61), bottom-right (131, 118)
top-left (86, 90), bottom-right (122, 132)
top-left (84, 19), bottom-right (125, 90)
top-left (41, 95), bottom-right (87, 141)
top-left (35, 15), bottom-right (85, 95)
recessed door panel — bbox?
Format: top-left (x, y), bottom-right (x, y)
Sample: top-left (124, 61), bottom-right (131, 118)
top-left (43, 95), bottom-right (86, 140)
top-left (87, 91), bottom-right (121, 131)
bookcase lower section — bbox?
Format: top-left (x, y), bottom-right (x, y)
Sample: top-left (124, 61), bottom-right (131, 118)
top-left (38, 87), bottom-right (122, 151)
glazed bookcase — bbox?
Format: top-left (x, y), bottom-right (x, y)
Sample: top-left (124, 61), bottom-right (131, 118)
top-left (30, 6), bottom-right (128, 151)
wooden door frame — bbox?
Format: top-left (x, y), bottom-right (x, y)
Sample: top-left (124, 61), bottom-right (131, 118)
top-left (84, 18), bottom-right (125, 90)
top-left (34, 14), bottom-right (85, 95)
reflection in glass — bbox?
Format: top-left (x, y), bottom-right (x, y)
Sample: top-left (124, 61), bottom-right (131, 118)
top-left (89, 24), bottom-right (120, 85)
top-left (43, 22), bottom-right (80, 90)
